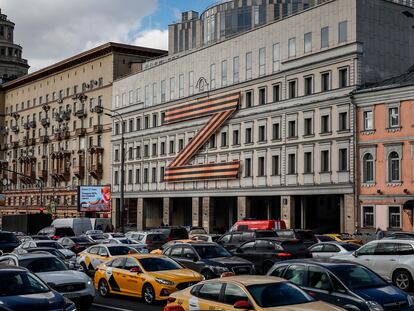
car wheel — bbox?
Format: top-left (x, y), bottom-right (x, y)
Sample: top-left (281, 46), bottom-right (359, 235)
top-left (393, 270), bottom-right (413, 291)
top-left (143, 284), bottom-right (155, 304)
top-left (202, 270), bottom-right (215, 280)
top-left (98, 279), bottom-right (110, 297)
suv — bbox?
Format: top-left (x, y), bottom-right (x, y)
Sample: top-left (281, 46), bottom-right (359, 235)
top-left (0, 231), bottom-right (20, 253)
top-left (37, 226), bottom-right (75, 240)
top-left (217, 230), bottom-right (277, 252)
top-left (275, 229), bottom-right (318, 248)
top-left (151, 227), bottom-right (189, 241)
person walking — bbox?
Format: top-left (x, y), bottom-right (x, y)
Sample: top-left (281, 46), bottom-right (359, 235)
top-left (375, 227), bottom-right (384, 240)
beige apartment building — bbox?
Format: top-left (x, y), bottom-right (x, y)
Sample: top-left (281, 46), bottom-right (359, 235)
top-left (0, 43), bottom-right (166, 218)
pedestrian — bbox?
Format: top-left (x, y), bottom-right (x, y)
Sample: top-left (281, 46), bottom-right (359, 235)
top-left (375, 227), bottom-right (384, 240)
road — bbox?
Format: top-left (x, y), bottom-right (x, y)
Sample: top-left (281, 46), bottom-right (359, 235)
top-left (90, 294), bottom-right (164, 311)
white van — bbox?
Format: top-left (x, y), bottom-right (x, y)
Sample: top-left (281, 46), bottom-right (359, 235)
top-left (51, 218), bottom-right (92, 236)
top-left (90, 218), bottom-right (113, 232)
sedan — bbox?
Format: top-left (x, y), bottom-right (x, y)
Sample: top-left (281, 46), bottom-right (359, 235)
top-left (309, 242), bottom-right (360, 259)
top-left (94, 254), bottom-right (203, 304)
top-left (268, 260), bottom-right (414, 311)
top-left (58, 236), bottom-right (96, 254)
top-left (0, 265), bottom-right (76, 311)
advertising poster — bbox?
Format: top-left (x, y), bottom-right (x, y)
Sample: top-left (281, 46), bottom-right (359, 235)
top-left (78, 186), bottom-right (111, 212)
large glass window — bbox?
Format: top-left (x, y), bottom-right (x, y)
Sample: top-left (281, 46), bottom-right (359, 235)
top-left (259, 47), bottom-right (266, 76)
top-left (288, 38), bottom-right (296, 57)
top-left (389, 206), bottom-right (401, 229)
top-left (321, 150), bottom-right (330, 172)
top-left (304, 152), bottom-right (312, 174)
top-left (339, 148), bottom-right (348, 171)
top-left (339, 21), bottom-right (348, 43)
top-left (245, 158), bottom-right (252, 177)
top-left (258, 157), bottom-right (265, 176)
top-left (221, 60), bottom-right (228, 87)
top-left (388, 107), bottom-right (400, 128)
top-left (288, 154), bottom-right (296, 174)
top-left (304, 32), bottom-right (312, 53)
top-left (363, 206), bottom-right (374, 228)
top-left (363, 110), bottom-right (373, 130)
top-left (388, 151), bottom-right (400, 182)
top-left (272, 43), bottom-right (280, 72)
top-left (321, 26), bottom-right (329, 48)
top-left (363, 153), bottom-right (374, 183)
top-left (272, 155), bottom-right (279, 175)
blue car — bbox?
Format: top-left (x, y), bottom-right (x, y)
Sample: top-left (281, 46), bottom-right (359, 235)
top-left (268, 259), bottom-right (414, 311)
top-left (0, 265), bottom-right (76, 311)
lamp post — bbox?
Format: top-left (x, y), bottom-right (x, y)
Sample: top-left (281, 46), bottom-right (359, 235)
top-left (92, 105), bottom-right (125, 233)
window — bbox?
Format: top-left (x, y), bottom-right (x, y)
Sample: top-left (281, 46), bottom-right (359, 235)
top-left (160, 142), bottom-right (165, 155)
top-left (246, 52), bottom-right (252, 80)
top-left (144, 85), bottom-right (150, 106)
top-left (272, 123), bottom-right (280, 140)
top-left (339, 149), bottom-right (348, 171)
top-left (233, 130), bottom-right (240, 145)
top-left (161, 80), bottom-right (166, 103)
top-left (170, 77), bottom-right (175, 100)
top-left (135, 169), bottom-right (140, 183)
top-left (233, 56), bottom-right (239, 83)
top-left (152, 167), bottom-right (157, 183)
top-left (288, 120), bottom-right (296, 138)
top-left (259, 47), bottom-right (266, 76)
top-left (198, 283), bottom-right (222, 301)
top-left (245, 91), bottom-right (253, 108)
top-left (339, 68), bottom-right (348, 88)
top-left (128, 170), bottom-right (133, 184)
top-left (321, 26), bottom-right (329, 48)
top-left (304, 76), bottom-right (313, 95)
top-left (259, 88), bottom-right (266, 105)
top-left (169, 140), bottom-right (175, 154)
top-left (272, 43), bottom-right (280, 72)
top-left (388, 107), bottom-right (400, 128)
top-left (245, 158), bottom-right (252, 177)
top-left (223, 284), bottom-right (248, 305)
top-left (321, 150), bottom-right (330, 172)
top-left (258, 125), bottom-right (266, 142)
top-left (284, 265), bottom-right (306, 286)
top-left (221, 132), bottom-right (228, 147)
top-left (160, 167), bottom-right (165, 182)
top-left (152, 143), bottom-right (157, 156)
top-left (178, 139), bottom-right (184, 151)
top-left (389, 206), bottom-right (401, 229)
top-left (210, 64), bottom-right (216, 90)
top-left (321, 72), bottom-right (330, 92)
top-left (339, 21), bottom-right (348, 43)
top-left (321, 115), bottom-right (330, 133)
top-left (114, 149), bottom-right (120, 162)
top-left (272, 155), bottom-right (279, 175)
top-left (363, 153), bottom-right (374, 183)
top-left (209, 134), bottom-right (216, 148)
top-left (288, 80), bottom-right (297, 99)
top-left (304, 152), bottom-right (312, 173)
top-left (388, 151), bottom-right (400, 182)
top-left (363, 206), bottom-right (374, 228)
top-left (144, 116), bottom-right (149, 129)
top-left (143, 168), bottom-right (148, 183)
top-left (363, 110), bottom-right (374, 130)
top-left (129, 90), bottom-right (134, 105)
top-left (308, 267), bottom-right (332, 291)
top-left (288, 154), bottom-right (296, 174)
top-left (288, 38), bottom-right (296, 57)
top-left (144, 145), bottom-right (149, 157)
top-left (304, 32), bottom-right (312, 53)
top-left (221, 60), bottom-right (228, 86)
top-left (188, 71), bottom-right (194, 95)
top-left (258, 157), bottom-right (265, 176)
top-left (114, 171), bottom-right (119, 185)
top-left (152, 114), bottom-right (158, 127)
top-left (273, 84), bottom-right (281, 102)
top-left (245, 128), bottom-right (252, 144)
top-left (179, 74), bottom-right (184, 98)
top-left (304, 118), bottom-right (313, 136)
top-left (339, 112), bottom-right (348, 131)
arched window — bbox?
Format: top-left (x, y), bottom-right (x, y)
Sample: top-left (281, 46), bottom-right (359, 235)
top-left (363, 153), bottom-right (374, 183)
top-left (388, 151), bottom-right (400, 182)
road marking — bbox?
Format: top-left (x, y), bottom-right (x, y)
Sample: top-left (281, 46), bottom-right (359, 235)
top-left (92, 303), bottom-right (134, 311)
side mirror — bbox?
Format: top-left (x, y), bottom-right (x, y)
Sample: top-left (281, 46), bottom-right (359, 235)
top-left (130, 267), bottom-right (142, 274)
top-left (353, 252), bottom-right (358, 258)
top-left (234, 300), bottom-right (251, 309)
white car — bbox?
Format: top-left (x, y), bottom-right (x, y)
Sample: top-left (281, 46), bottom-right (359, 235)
top-left (333, 239), bottom-right (414, 290)
top-left (309, 242), bottom-right (360, 259)
top-left (102, 232), bottom-right (125, 239)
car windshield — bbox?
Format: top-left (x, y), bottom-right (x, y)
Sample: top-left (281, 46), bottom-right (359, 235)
top-left (193, 245), bottom-right (231, 259)
top-left (331, 266), bottom-right (388, 289)
top-left (71, 237), bottom-right (91, 243)
top-left (0, 232), bottom-right (19, 243)
top-left (111, 233), bottom-right (125, 238)
top-left (107, 246), bottom-right (137, 256)
top-left (37, 242), bottom-right (63, 249)
top-left (90, 235), bottom-right (105, 240)
top-left (139, 257), bottom-right (182, 272)
top-left (0, 271), bottom-right (50, 296)
top-left (342, 244), bottom-right (360, 251)
top-left (20, 257), bottom-right (68, 273)
top-left (247, 282), bottom-right (314, 308)
top-left (118, 239), bottom-right (134, 244)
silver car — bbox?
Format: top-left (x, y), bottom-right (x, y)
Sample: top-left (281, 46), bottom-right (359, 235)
top-left (309, 242), bottom-right (360, 259)
top-left (0, 253), bottom-right (94, 310)
top-left (333, 239), bottom-right (414, 291)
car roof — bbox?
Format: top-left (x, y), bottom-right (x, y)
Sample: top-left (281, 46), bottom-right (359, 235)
top-left (0, 265), bottom-right (27, 272)
top-left (5, 253), bottom-right (55, 260)
top-left (373, 239), bottom-right (414, 243)
top-left (204, 275), bottom-right (285, 286)
top-left (273, 258), bottom-right (361, 269)
top-left (172, 242), bottom-right (217, 247)
top-left (312, 241), bottom-right (352, 246)
top-left (123, 254), bottom-right (168, 260)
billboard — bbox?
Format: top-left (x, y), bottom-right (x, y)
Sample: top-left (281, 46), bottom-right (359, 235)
top-left (78, 186), bottom-right (111, 212)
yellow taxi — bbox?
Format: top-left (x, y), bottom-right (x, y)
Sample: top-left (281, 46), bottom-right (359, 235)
top-left (165, 275), bottom-right (345, 311)
top-left (324, 234), bottom-right (363, 245)
top-left (150, 239), bottom-right (201, 255)
top-left (94, 254), bottom-right (203, 304)
top-left (77, 244), bottom-right (138, 276)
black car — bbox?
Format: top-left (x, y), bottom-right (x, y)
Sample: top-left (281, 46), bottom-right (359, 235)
top-left (232, 238), bottom-right (312, 274)
top-left (0, 231), bottom-right (20, 253)
top-left (37, 226), bottom-right (75, 240)
top-left (163, 242), bottom-right (254, 279)
top-left (152, 227), bottom-right (189, 241)
top-left (217, 230), bottom-right (277, 252)
top-left (0, 265), bottom-right (76, 311)
top-left (275, 229), bottom-right (318, 247)
top-left (57, 236), bottom-right (96, 254)
top-left (268, 259), bottom-right (414, 311)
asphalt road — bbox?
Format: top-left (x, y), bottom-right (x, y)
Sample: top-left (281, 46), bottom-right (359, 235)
top-left (90, 294), bottom-right (164, 311)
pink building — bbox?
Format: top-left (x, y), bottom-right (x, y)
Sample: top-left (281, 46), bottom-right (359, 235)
top-left (355, 68), bottom-right (414, 232)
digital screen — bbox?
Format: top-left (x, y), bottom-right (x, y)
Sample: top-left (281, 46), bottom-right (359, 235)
top-left (78, 186), bottom-right (111, 212)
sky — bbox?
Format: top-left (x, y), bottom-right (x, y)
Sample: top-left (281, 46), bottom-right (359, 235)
top-left (0, 0), bottom-right (212, 72)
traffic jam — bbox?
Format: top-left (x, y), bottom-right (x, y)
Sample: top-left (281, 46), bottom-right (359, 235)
top-left (1, 219), bottom-right (414, 311)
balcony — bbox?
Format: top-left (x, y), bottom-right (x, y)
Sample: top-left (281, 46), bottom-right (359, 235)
top-left (93, 125), bottom-right (103, 133)
top-left (74, 109), bottom-right (87, 119)
top-left (37, 169), bottom-right (48, 181)
top-left (75, 128), bottom-right (86, 136)
top-left (73, 165), bottom-right (85, 179)
top-left (40, 135), bottom-right (49, 144)
top-left (11, 141), bottom-right (19, 149)
top-left (29, 121), bottom-right (37, 129)
top-left (88, 163), bottom-right (103, 179)
top-left (40, 118), bottom-right (50, 127)
top-left (11, 126), bottom-right (19, 133)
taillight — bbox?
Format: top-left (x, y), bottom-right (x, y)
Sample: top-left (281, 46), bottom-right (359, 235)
top-left (167, 297), bottom-right (176, 303)
top-left (52, 235), bottom-right (60, 240)
top-left (74, 244), bottom-right (80, 249)
top-left (277, 252), bottom-right (293, 258)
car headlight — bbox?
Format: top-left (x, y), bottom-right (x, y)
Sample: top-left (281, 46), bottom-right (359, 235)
top-left (408, 295), bottom-right (414, 307)
top-left (209, 266), bottom-right (229, 273)
top-left (155, 278), bottom-right (175, 286)
top-left (366, 301), bottom-right (384, 311)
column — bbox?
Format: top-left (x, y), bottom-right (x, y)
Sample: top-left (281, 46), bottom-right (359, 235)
top-left (342, 194), bottom-right (356, 234)
top-left (281, 196), bottom-right (295, 229)
top-left (192, 197), bottom-right (200, 227)
top-left (237, 196), bottom-right (250, 220)
top-left (136, 198), bottom-right (145, 231)
top-left (202, 197), bottom-right (211, 233)
top-left (163, 197), bottom-right (172, 226)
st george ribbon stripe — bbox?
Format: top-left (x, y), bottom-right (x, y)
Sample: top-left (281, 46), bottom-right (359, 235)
top-left (165, 92), bottom-right (241, 182)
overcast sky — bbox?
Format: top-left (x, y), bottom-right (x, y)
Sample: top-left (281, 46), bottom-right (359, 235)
top-left (0, 0), bottom-right (211, 72)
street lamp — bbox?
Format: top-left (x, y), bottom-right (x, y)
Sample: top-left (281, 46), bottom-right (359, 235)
top-left (92, 105), bottom-right (125, 233)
